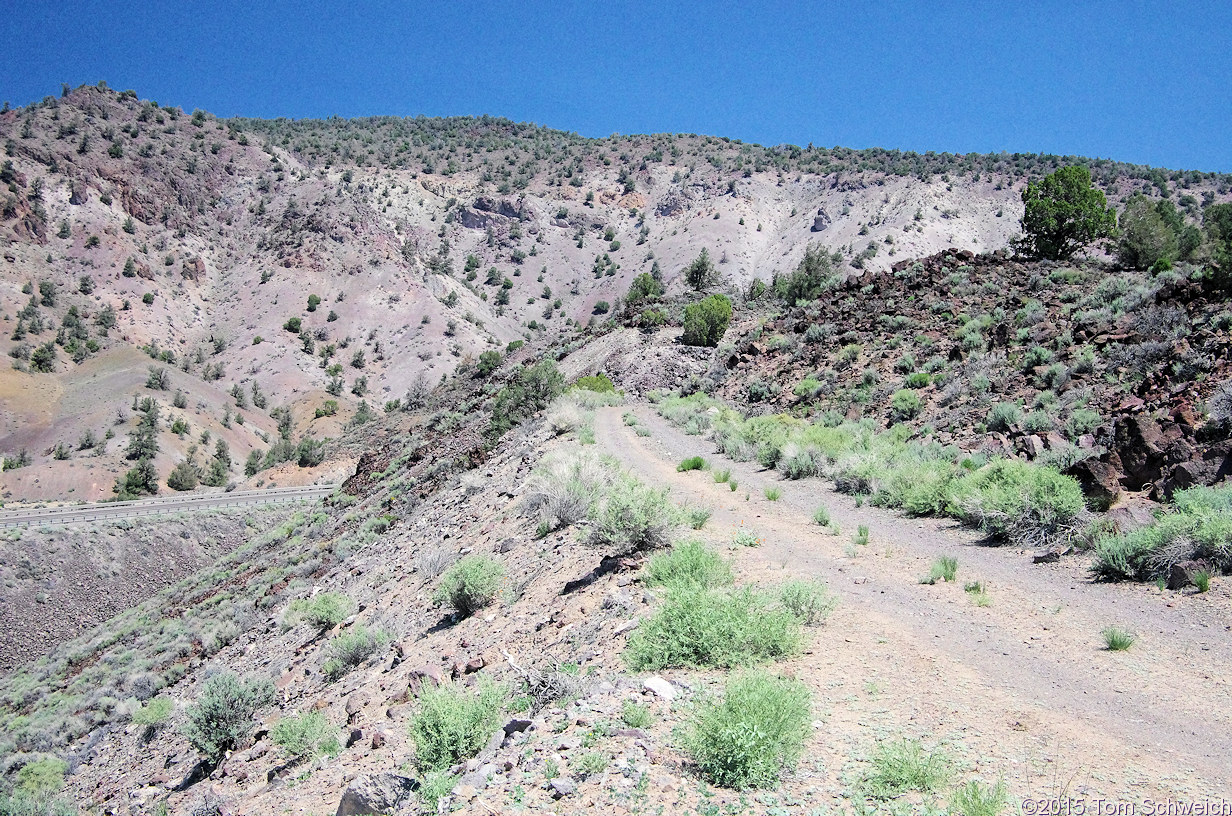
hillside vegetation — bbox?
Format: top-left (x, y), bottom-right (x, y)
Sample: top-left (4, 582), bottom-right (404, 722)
top-left (2, 83), bottom-right (1232, 815)
top-left (2, 83), bottom-right (1230, 501)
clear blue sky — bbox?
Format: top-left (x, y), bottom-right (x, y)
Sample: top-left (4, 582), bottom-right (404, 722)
top-left (2, 1), bottom-right (1230, 171)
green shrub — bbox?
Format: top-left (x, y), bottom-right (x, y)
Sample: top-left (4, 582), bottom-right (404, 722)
top-left (1194, 570), bottom-right (1212, 593)
top-left (950, 779), bottom-right (1008, 816)
top-left (811, 505), bottom-right (831, 526)
top-left (476, 350), bottom-right (502, 377)
top-left (1021, 345), bottom-right (1054, 369)
top-left (643, 540), bottom-right (733, 590)
top-left (487, 360), bottom-right (566, 439)
top-left (409, 680), bottom-right (506, 771)
top-left (905, 372), bottom-right (931, 389)
top-left (713, 468), bottom-right (731, 483)
top-left (575, 751), bottom-right (608, 778)
top-left (853, 525), bottom-right (870, 547)
top-left (620, 700), bottom-right (653, 729)
top-left (283, 316), bottom-right (302, 333)
top-left (683, 670), bottom-right (811, 789)
top-left (889, 389), bottom-right (922, 420)
top-left (986, 403), bottom-right (1022, 432)
top-left (131, 696), bottom-right (173, 728)
top-left (928, 556), bottom-right (959, 583)
top-left (948, 459), bottom-right (1084, 547)
top-left (271, 711), bottom-right (340, 760)
top-left (793, 378), bottom-right (823, 399)
top-left (682, 294), bottom-right (733, 347)
top-left (285, 591), bottom-right (352, 630)
top-left (1022, 410), bottom-right (1055, 433)
top-left (15, 758), bottom-right (68, 796)
top-left (586, 474), bottom-right (682, 554)
top-left (625, 587), bottom-right (800, 670)
top-left (685, 506), bottom-right (712, 529)
top-left (764, 487), bottom-right (781, 501)
top-left (181, 672), bottom-right (275, 761)
top-left (433, 555), bottom-right (504, 618)
top-left (859, 738), bottom-right (950, 800)
top-left (166, 460), bottom-right (200, 492)
top-left (733, 527), bottom-right (763, 547)
top-left (778, 580), bottom-right (836, 625)
top-left (1101, 626), bottom-right (1137, 651)
top-left (575, 373), bottom-right (616, 393)
top-left (774, 243), bottom-right (837, 306)
top-left (418, 772), bottom-right (459, 812)
top-left (625, 272), bottom-right (664, 310)
top-left (677, 456), bottom-right (707, 472)
top-left (1092, 484), bottom-right (1232, 580)
top-left (1065, 408), bottom-right (1102, 439)
top-left (323, 626), bottom-right (388, 679)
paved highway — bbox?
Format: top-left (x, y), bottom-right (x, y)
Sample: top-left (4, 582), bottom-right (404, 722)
top-left (0, 484), bottom-right (339, 528)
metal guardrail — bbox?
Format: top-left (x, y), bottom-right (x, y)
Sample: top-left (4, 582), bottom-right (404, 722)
top-left (0, 484), bottom-right (340, 529)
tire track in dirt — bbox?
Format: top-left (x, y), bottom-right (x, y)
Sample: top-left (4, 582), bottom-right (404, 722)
top-left (595, 404), bottom-right (1232, 798)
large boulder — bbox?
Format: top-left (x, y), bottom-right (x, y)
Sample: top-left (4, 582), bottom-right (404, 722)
top-left (335, 773), bottom-right (419, 816)
top-left (1065, 458), bottom-right (1122, 510)
top-left (1106, 415), bottom-right (1193, 488)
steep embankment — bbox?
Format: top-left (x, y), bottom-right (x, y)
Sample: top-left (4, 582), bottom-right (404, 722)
top-left (0, 507), bottom-right (293, 671)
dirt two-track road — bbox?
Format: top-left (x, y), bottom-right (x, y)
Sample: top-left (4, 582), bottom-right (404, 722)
top-left (594, 405), bottom-right (1232, 805)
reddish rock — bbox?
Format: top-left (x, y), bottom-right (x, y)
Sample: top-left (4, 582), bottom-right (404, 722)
top-left (1043, 431), bottom-right (1069, 451)
top-left (407, 664), bottom-right (443, 696)
top-left (1065, 459), bottom-right (1122, 510)
top-left (1105, 502), bottom-right (1158, 534)
top-left (1167, 560), bottom-right (1209, 590)
top-left (1016, 435), bottom-right (1045, 460)
top-left (182, 256), bottom-right (206, 282)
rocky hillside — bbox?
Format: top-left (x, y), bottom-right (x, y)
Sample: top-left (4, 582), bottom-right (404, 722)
top-left (2, 341), bottom-right (1230, 815)
top-left (698, 248), bottom-right (1232, 508)
top-left (3, 83), bottom-right (1230, 501)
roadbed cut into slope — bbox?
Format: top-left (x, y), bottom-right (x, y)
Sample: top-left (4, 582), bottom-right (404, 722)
top-left (594, 404), bottom-right (1232, 798)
